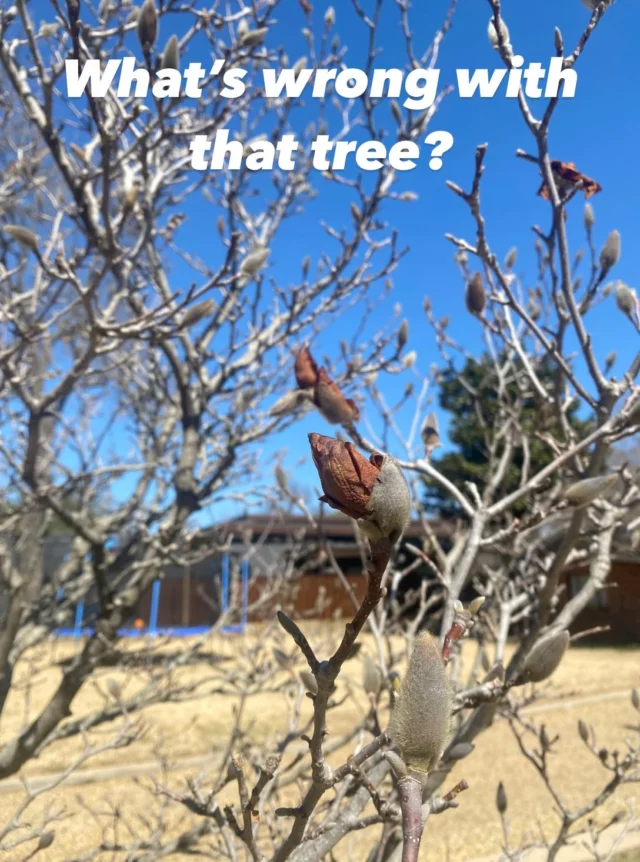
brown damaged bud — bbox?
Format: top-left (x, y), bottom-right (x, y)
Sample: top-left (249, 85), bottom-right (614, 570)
top-left (294, 346), bottom-right (319, 389)
top-left (389, 632), bottom-right (451, 775)
top-left (496, 781), bottom-right (508, 814)
top-left (599, 230), bottom-right (621, 275)
top-left (564, 474), bottom-right (617, 507)
top-left (137, 0), bottom-right (158, 51)
top-left (465, 273), bottom-right (486, 315)
top-left (516, 630), bottom-right (570, 685)
top-left (161, 34), bottom-right (180, 70)
top-left (363, 656), bottom-right (383, 696)
top-left (300, 670), bottom-right (318, 695)
top-left (309, 433), bottom-right (410, 543)
top-left (313, 368), bottom-right (359, 424)
top-left (3, 224), bottom-right (39, 253)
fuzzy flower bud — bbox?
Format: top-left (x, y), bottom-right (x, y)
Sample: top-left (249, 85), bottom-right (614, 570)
top-left (309, 433), bottom-right (410, 544)
top-left (363, 655), bottom-right (383, 696)
top-left (137, 0), bottom-right (158, 51)
top-left (397, 319), bottom-right (409, 350)
top-left (239, 27), bottom-right (269, 48)
top-left (578, 719), bottom-right (589, 743)
top-left (269, 389), bottom-right (313, 417)
top-left (564, 474), bottom-right (617, 507)
top-left (599, 230), bottom-right (621, 275)
top-left (487, 17), bottom-right (510, 49)
top-left (496, 782), bottom-right (508, 814)
top-left (389, 632), bottom-right (451, 775)
top-left (421, 411), bottom-right (440, 452)
top-left (324, 6), bottom-right (335, 27)
top-left (300, 670), bottom-right (318, 695)
top-left (161, 34), bottom-right (179, 70)
top-left (615, 282), bottom-right (637, 320)
top-left (584, 202), bottom-right (595, 229)
top-left (240, 247), bottom-right (270, 278)
top-left (517, 630), bottom-right (570, 685)
top-left (504, 247), bottom-right (517, 270)
top-left (465, 273), bottom-right (486, 315)
top-left (3, 224), bottom-right (39, 253)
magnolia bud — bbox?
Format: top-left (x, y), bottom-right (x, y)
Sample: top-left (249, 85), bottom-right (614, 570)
top-left (421, 411), bottom-right (440, 452)
top-left (496, 781), bottom-right (508, 814)
top-left (240, 247), bottom-right (270, 277)
top-left (487, 17), bottom-right (509, 49)
top-left (161, 34), bottom-right (180, 70)
top-left (239, 27), bottom-right (269, 48)
top-left (359, 454), bottom-right (411, 544)
top-left (615, 282), bottom-right (637, 320)
top-left (275, 465), bottom-right (289, 494)
top-left (504, 247), bottom-right (517, 269)
top-left (399, 191), bottom-right (419, 202)
top-left (292, 56), bottom-right (307, 76)
top-left (313, 368), bottom-right (359, 424)
top-left (363, 656), bottom-right (383, 696)
top-left (604, 351), bottom-right (616, 372)
top-left (269, 389), bottom-right (312, 417)
top-left (300, 670), bottom-right (318, 695)
top-left (397, 319), bottom-right (409, 350)
top-left (584, 202), bottom-right (595, 229)
top-left (137, 0), bottom-right (158, 51)
top-left (107, 679), bottom-right (122, 700)
top-left (554, 27), bottom-right (563, 54)
top-left (632, 689), bottom-right (639, 711)
top-left (402, 351), bottom-right (417, 369)
top-left (294, 346), bottom-right (319, 390)
top-left (179, 299), bottom-right (215, 328)
top-left (469, 596), bottom-right (485, 615)
top-left (578, 719), bottom-right (589, 743)
top-left (448, 742), bottom-right (474, 760)
top-left (517, 630), bottom-right (570, 684)
top-left (465, 273), bottom-right (486, 315)
top-left (389, 632), bottom-right (451, 775)
top-left (3, 224), bottom-right (39, 253)
top-left (38, 832), bottom-right (55, 850)
top-left (564, 474), bottom-right (617, 507)
top-left (599, 230), bottom-right (621, 275)
top-left (324, 6), bottom-right (335, 27)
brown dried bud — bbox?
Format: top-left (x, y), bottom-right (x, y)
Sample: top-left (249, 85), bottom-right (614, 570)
top-left (3, 224), bottom-right (39, 253)
top-left (599, 230), bottom-right (621, 275)
top-left (421, 411), bottom-right (440, 452)
top-left (309, 433), bottom-right (410, 543)
top-left (300, 670), bottom-right (318, 695)
top-left (313, 368), bottom-right (359, 425)
top-left (363, 655), bottom-right (383, 696)
top-left (294, 346), bottom-right (319, 389)
top-left (496, 781), bottom-right (508, 814)
top-left (389, 632), bottom-right (451, 775)
top-left (161, 34), bottom-right (179, 70)
top-left (615, 282), bottom-right (637, 320)
top-left (578, 719), bottom-right (589, 743)
top-left (137, 0), bottom-right (158, 51)
top-left (517, 630), bottom-right (570, 684)
top-left (564, 474), bottom-right (617, 507)
top-left (465, 273), bottom-right (486, 315)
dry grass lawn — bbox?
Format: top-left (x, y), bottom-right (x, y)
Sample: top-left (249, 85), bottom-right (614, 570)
top-left (0, 629), bottom-right (638, 862)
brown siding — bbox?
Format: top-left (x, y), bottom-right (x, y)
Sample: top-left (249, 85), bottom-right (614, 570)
top-left (247, 573), bottom-right (367, 621)
top-left (561, 561), bottom-right (640, 644)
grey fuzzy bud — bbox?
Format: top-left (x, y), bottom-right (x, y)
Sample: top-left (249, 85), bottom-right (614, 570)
top-left (496, 782), bottom-right (508, 814)
top-left (584, 202), bottom-right (595, 229)
top-left (632, 688), bottom-right (639, 711)
top-left (518, 630), bottom-right (570, 684)
top-left (137, 0), bottom-right (158, 50)
top-left (469, 596), bottom-right (485, 615)
top-left (269, 389), bottom-right (312, 417)
top-left (448, 741), bottom-right (474, 760)
top-left (564, 474), bottom-right (617, 507)
top-left (3, 224), bottom-right (39, 252)
top-left (324, 6), bottom-right (335, 27)
top-left (161, 34), bottom-right (180, 70)
top-left (240, 248), bottom-right (270, 277)
top-left (397, 319), bottom-right (409, 350)
top-left (363, 656), bottom-right (383, 696)
top-left (359, 455), bottom-right (411, 545)
top-left (578, 719), bottom-right (589, 743)
top-left (554, 27), bottom-right (563, 55)
top-left (179, 299), bottom-right (215, 328)
top-left (239, 27), bottom-right (268, 48)
top-left (107, 679), bottom-right (122, 700)
top-left (599, 230), bottom-right (621, 275)
top-left (300, 670), bottom-right (318, 695)
top-left (504, 247), bottom-right (517, 270)
top-left (38, 832), bottom-right (55, 850)
top-left (488, 17), bottom-right (509, 49)
top-left (465, 273), bottom-right (486, 315)
top-left (275, 465), bottom-right (289, 494)
top-left (615, 282), bottom-right (637, 320)
top-left (389, 632), bottom-right (451, 775)
top-left (421, 411), bottom-right (440, 451)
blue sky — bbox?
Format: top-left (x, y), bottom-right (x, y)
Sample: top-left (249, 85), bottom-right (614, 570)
top-left (26, 0), bottom-right (640, 522)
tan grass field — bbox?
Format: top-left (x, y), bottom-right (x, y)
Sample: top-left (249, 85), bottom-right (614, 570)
top-left (1, 629), bottom-right (638, 861)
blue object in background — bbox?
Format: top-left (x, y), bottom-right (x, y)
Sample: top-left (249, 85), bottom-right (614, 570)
top-left (148, 579), bottom-right (161, 635)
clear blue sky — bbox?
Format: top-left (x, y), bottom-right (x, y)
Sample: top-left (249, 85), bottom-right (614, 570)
top-left (28, 0), bottom-right (640, 521)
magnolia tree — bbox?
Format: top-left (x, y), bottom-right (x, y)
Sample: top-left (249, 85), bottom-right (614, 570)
top-left (0, 0), bottom-right (639, 860)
